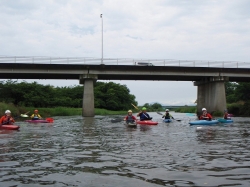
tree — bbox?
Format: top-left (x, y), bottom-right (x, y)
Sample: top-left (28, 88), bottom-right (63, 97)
top-left (225, 82), bottom-right (238, 103)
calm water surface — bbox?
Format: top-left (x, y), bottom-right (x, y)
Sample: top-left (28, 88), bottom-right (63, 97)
top-left (0, 112), bottom-right (249, 187)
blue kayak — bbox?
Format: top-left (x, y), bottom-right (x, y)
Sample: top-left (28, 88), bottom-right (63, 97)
top-left (217, 118), bottom-right (233, 123)
top-left (163, 119), bottom-right (172, 123)
top-left (189, 120), bottom-right (219, 126)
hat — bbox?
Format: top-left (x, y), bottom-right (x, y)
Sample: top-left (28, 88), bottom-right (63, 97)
top-left (5, 110), bottom-right (11, 114)
top-left (165, 109), bottom-right (169, 112)
top-left (142, 107), bottom-right (147, 110)
top-left (202, 108), bottom-right (206, 111)
top-left (128, 110), bottom-right (132, 113)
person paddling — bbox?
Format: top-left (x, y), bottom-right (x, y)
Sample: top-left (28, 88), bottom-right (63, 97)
top-left (199, 108), bottom-right (212, 120)
top-left (124, 110), bottom-right (137, 123)
top-left (137, 107), bottom-right (152, 121)
top-left (0, 110), bottom-right (15, 126)
top-left (162, 109), bottom-right (174, 119)
top-left (223, 109), bottom-right (230, 119)
top-left (30, 109), bottom-right (42, 120)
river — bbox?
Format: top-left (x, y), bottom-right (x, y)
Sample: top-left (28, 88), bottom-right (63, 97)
top-left (0, 112), bottom-right (249, 187)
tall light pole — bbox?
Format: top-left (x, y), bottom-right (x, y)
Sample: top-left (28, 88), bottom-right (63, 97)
top-left (100, 14), bottom-right (103, 64)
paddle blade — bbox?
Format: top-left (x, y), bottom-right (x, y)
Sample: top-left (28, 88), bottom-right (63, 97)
top-left (20, 114), bottom-right (29, 117)
top-left (46, 118), bottom-right (54, 123)
top-left (111, 118), bottom-right (123, 123)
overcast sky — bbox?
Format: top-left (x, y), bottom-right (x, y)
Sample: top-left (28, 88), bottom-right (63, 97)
top-left (1, 0), bottom-right (250, 105)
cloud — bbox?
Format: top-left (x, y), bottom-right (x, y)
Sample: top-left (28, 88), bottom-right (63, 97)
top-left (0, 0), bottom-right (249, 105)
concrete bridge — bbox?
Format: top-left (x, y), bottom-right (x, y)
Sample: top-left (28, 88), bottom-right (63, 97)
top-left (1, 56), bottom-right (250, 116)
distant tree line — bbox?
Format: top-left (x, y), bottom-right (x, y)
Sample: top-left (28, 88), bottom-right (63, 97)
top-left (225, 82), bottom-right (250, 116)
top-left (0, 80), bottom-right (137, 111)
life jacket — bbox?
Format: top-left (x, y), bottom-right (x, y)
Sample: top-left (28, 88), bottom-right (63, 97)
top-left (31, 114), bottom-right (41, 120)
top-left (165, 112), bottom-right (170, 119)
top-left (139, 112), bottom-right (150, 120)
top-left (127, 115), bottom-right (134, 121)
top-left (1, 116), bottom-right (13, 125)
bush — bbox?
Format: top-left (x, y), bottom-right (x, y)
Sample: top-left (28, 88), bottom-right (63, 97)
top-left (211, 110), bottom-right (223, 117)
top-left (175, 106), bottom-right (196, 113)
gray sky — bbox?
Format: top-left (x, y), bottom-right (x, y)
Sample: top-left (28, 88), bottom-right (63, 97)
top-left (1, 0), bottom-right (250, 105)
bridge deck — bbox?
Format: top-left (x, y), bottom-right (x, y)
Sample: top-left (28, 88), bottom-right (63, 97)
top-left (0, 63), bottom-right (250, 82)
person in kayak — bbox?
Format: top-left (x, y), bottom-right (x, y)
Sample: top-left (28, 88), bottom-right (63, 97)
top-left (137, 107), bottom-right (152, 121)
top-left (162, 109), bottom-right (174, 119)
top-left (30, 109), bottom-right (42, 120)
top-left (0, 110), bottom-right (15, 125)
top-left (124, 110), bottom-right (137, 123)
top-left (199, 108), bottom-right (212, 120)
top-left (223, 109), bottom-right (230, 119)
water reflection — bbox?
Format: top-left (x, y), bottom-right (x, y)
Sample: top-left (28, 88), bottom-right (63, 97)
top-left (0, 114), bottom-right (249, 186)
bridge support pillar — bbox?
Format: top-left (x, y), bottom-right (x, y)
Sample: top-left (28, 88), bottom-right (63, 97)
top-left (194, 76), bottom-right (228, 115)
top-left (80, 74), bottom-right (98, 117)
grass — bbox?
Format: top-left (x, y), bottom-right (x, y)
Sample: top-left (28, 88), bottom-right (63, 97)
top-left (0, 102), bottom-right (127, 117)
top-left (174, 106), bottom-right (196, 113)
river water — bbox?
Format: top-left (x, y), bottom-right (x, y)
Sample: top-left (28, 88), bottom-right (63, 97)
top-left (0, 112), bottom-right (249, 187)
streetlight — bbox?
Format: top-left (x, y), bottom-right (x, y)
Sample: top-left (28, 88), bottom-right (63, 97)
top-left (100, 14), bottom-right (103, 64)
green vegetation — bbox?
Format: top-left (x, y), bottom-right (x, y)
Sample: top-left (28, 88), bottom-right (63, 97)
top-left (225, 82), bottom-right (250, 116)
top-left (212, 110), bottom-right (223, 117)
top-left (138, 103), bottom-right (164, 112)
top-left (0, 80), bottom-right (137, 111)
top-left (0, 102), bottom-right (127, 117)
top-left (175, 106), bottom-right (196, 113)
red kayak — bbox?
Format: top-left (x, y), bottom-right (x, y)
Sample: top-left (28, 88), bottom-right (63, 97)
top-left (25, 118), bottom-right (54, 123)
top-left (0, 125), bottom-right (20, 130)
top-left (136, 120), bottom-right (158, 125)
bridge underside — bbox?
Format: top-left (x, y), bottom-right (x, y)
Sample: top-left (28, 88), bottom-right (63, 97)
top-left (1, 63), bottom-right (250, 116)
top-left (0, 63), bottom-right (250, 82)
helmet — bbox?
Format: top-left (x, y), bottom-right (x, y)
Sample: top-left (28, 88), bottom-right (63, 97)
top-left (142, 107), bottom-right (147, 110)
top-left (224, 109), bottom-right (228, 112)
top-left (34, 109), bottom-right (38, 112)
top-left (128, 110), bottom-right (132, 113)
top-left (165, 109), bottom-right (169, 112)
top-left (5, 110), bottom-right (11, 114)
top-left (202, 108), bottom-right (206, 111)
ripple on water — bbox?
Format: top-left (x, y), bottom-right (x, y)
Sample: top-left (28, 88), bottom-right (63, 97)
top-left (0, 114), bottom-right (249, 186)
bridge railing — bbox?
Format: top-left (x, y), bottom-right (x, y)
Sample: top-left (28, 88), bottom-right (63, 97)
top-left (0, 56), bottom-right (249, 68)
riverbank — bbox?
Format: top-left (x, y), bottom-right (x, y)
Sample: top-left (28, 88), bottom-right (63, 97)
top-left (0, 102), bottom-right (127, 117)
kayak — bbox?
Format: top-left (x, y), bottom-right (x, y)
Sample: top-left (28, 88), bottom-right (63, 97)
top-left (25, 118), bottom-right (54, 123)
top-left (136, 120), bottom-right (158, 125)
top-left (163, 119), bottom-right (172, 123)
top-left (0, 125), bottom-right (20, 130)
top-left (125, 122), bottom-right (137, 127)
top-left (189, 120), bottom-right (219, 126)
top-left (217, 118), bottom-right (233, 123)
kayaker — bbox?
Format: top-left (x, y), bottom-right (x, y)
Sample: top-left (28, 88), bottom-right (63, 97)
top-left (199, 108), bottom-right (212, 120)
top-left (30, 109), bottom-right (42, 120)
top-left (0, 110), bottom-right (15, 125)
top-left (223, 109), bottom-right (230, 119)
top-left (137, 107), bottom-right (152, 121)
top-left (124, 110), bottom-right (137, 123)
top-left (162, 109), bottom-right (174, 119)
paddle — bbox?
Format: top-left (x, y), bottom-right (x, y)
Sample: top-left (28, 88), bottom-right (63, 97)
top-left (45, 118), bottom-right (54, 123)
top-left (111, 118), bottom-right (123, 123)
top-left (20, 111), bottom-right (30, 118)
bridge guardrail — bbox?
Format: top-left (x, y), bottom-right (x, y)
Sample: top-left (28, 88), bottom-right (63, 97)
top-left (0, 56), bottom-right (248, 68)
